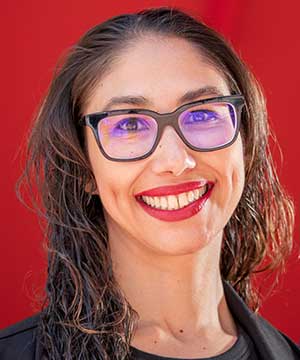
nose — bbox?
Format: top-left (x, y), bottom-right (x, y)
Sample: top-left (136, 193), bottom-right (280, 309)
top-left (150, 126), bottom-right (196, 176)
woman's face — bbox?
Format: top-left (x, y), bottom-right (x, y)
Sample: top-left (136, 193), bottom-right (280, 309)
top-left (83, 36), bottom-right (245, 256)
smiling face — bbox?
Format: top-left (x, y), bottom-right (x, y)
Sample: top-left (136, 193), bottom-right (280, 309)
top-left (83, 35), bottom-right (245, 256)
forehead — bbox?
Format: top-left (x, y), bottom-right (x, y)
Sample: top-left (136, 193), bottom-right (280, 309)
top-left (84, 36), bottom-right (230, 114)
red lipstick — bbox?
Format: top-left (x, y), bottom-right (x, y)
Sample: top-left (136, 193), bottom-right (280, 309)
top-left (135, 181), bottom-right (214, 222)
top-left (135, 180), bottom-right (208, 197)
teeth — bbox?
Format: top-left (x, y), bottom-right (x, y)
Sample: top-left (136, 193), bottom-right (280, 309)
top-left (160, 196), bottom-right (168, 210)
top-left (141, 185), bottom-right (208, 210)
top-left (167, 195), bottom-right (179, 210)
top-left (178, 193), bottom-right (189, 207)
top-left (187, 191), bottom-right (195, 202)
top-left (151, 197), bottom-right (156, 207)
top-left (154, 196), bottom-right (160, 209)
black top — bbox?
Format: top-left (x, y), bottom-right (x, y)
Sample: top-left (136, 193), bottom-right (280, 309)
top-left (131, 323), bottom-right (259, 359)
top-left (0, 281), bottom-right (299, 360)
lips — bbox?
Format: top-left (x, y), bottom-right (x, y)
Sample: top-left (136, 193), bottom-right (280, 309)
top-left (135, 180), bottom-right (208, 197)
top-left (136, 186), bottom-right (213, 222)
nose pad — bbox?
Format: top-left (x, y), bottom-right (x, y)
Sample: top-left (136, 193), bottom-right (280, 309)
top-left (151, 126), bottom-right (196, 176)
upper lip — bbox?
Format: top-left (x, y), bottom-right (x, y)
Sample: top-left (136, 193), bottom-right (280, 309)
top-left (135, 180), bottom-right (210, 197)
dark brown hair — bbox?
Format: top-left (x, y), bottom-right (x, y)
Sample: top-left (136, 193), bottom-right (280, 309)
top-left (17, 7), bottom-right (294, 359)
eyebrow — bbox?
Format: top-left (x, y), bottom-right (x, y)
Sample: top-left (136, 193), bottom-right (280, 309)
top-left (101, 86), bottom-right (226, 111)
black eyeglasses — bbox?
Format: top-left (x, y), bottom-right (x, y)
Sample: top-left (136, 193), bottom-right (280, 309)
top-left (79, 95), bottom-right (245, 162)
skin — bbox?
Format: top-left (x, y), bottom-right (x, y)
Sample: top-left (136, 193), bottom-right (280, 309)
top-left (83, 35), bottom-right (245, 357)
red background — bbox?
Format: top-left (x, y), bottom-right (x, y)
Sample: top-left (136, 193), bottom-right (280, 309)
top-left (1, 0), bottom-right (299, 342)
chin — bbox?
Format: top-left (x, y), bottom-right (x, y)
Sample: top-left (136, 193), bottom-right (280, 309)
top-left (144, 228), bottom-right (220, 256)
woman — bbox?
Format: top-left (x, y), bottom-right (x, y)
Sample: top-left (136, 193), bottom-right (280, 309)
top-left (0, 6), bottom-right (299, 360)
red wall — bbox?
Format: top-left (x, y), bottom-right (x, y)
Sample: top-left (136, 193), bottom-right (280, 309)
top-left (1, 0), bottom-right (299, 342)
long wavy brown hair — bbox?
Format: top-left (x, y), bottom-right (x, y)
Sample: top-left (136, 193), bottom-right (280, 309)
top-left (17, 7), bottom-right (295, 360)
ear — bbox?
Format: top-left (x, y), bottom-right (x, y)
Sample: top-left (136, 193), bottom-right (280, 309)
top-left (84, 179), bottom-right (99, 195)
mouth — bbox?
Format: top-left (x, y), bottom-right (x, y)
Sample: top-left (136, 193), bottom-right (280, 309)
top-left (135, 181), bottom-right (214, 222)
top-left (137, 183), bottom-right (210, 210)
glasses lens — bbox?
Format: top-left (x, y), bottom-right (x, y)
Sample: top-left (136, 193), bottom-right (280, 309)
top-left (178, 102), bottom-right (237, 149)
top-left (98, 114), bottom-right (158, 159)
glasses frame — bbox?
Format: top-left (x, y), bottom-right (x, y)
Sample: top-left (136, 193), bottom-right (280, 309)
top-left (79, 94), bottom-right (245, 162)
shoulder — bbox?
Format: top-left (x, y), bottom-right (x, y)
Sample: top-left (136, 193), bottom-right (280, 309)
top-left (223, 280), bottom-right (300, 359)
top-left (0, 313), bottom-right (41, 360)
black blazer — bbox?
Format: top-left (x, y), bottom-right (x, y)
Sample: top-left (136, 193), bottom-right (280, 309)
top-left (0, 281), bottom-right (299, 359)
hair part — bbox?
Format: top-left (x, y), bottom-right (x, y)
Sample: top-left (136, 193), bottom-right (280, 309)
top-left (17, 6), bottom-right (294, 359)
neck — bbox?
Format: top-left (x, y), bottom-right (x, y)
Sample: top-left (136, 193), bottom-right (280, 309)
top-left (109, 228), bottom-right (236, 344)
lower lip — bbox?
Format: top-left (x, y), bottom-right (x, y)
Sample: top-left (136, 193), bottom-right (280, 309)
top-left (136, 185), bottom-right (213, 222)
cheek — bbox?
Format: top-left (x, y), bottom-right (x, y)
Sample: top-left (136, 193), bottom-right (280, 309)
top-left (202, 137), bottom-right (244, 238)
top-left (206, 135), bottom-right (245, 207)
top-left (221, 136), bottom-right (245, 206)
top-left (89, 157), bottom-right (127, 209)
top-left (86, 129), bottom-right (138, 215)
top-left (90, 160), bottom-right (132, 229)
top-left (85, 129), bottom-right (117, 203)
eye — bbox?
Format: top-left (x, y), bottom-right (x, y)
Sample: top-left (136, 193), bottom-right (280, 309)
top-left (115, 117), bottom-right (150, 131)
top-left (184, 110), bottom-right (219, 123)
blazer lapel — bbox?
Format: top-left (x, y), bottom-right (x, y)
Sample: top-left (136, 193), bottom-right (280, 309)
top-left (223, 280), bottom-right (300, 360)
